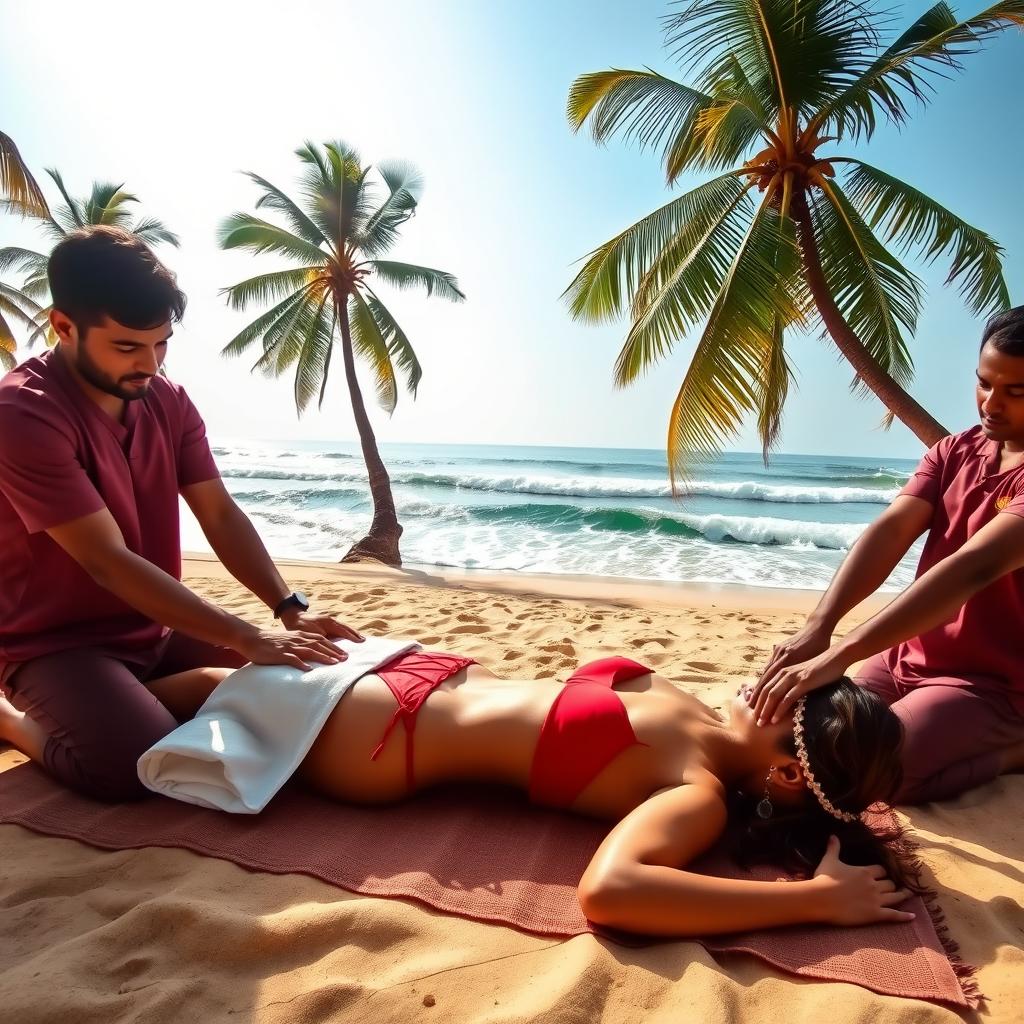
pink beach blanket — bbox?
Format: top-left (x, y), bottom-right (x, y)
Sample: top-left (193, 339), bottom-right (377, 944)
top-left (0, 761), bottom-right (978, 1009)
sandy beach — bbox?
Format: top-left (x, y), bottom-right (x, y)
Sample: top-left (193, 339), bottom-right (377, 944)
top-left (1, 555), bottom-right (1021, 1023)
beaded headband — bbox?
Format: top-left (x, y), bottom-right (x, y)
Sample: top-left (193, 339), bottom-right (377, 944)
top-left (793, 697), bottom-right (859, 823)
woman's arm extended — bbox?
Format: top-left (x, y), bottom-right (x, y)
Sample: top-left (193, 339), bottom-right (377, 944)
top-left (578, 785), bottom-right (914, 937)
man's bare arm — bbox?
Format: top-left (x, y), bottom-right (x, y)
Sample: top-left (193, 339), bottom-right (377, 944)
top-left (756, 495), bottom-right (932, 684)
top-left (751, 511), bottom-right (1024, 722)
top-left (182, 478), bottom-right (362, 641)
top-left (47, 509), bottom-right (344, 669)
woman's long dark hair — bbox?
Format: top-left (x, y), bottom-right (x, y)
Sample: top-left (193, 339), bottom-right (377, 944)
top-left (731, 678), bottom-right (914, 886)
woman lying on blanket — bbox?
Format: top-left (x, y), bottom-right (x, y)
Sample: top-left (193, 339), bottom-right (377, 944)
top-left (297, 651), bottom-right (913, 938)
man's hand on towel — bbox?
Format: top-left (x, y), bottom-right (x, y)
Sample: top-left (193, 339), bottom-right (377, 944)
top-left (235, 627), bottom-right (353, 671)
top-left (279, 608), bottom-right (364, 646)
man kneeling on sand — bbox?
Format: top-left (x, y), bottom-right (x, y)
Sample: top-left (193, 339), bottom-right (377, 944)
top-left (0, 226), bottom-right (362, 800)
top-left (750, 307), bottom-right (1024, 803)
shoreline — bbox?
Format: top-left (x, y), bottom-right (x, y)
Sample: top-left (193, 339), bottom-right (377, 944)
top-left (182, 550), bottom-right (893, 616)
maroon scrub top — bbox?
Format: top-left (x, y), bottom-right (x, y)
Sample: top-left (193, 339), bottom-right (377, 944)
top-left (0, 349), bottom-right (219, 675)
top-left (887, 425), bottom-right (1024, 712)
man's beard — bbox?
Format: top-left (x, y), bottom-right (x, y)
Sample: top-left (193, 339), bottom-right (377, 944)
top-left (75, 344), bottom-right (153, 401)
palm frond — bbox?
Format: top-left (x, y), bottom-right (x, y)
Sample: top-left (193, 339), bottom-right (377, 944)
top-left (663, 194), bottom-right (804, 486)
top-left (809, 178), bottom-right (922, 389)
top-left (0, 314), bottom-right (17, 370)
top-left (0, 132), bottom-right (48, 216)
top-left (129, 216), bottom-right (180, 247)
top-left (222, 268), bottom-right (327, 312)
top-left (365, 289), bottom-right (423, 397)
top-left (19, 274), bottom-right (49, 301)
top-left (753, 312), bottom-right (794, 461)
top-left (220, 286), bottom-right (317, 358)
top-left (0, 247), bottom-right (47, 278)
top-left (616, 181), bottom-right (758, 382)
top-left (349, 290), bottom-right (398, 414)
top-left (370, 260), bottom-right (465, 302)
top-left (568, 67), bottom-right (768, 179)
top-left (84, 182), bottom-right (137, 225)
top-left (563, 172), bottom-right (749, 327)
top-left (45, 168), bottom-right (85, 233)
top-left (359, 160), bottom-right (424, 257)
top-left (217, 213), bottom-right (328, 266)
top-left (665, 0), bottom-right (881, 121)
top-left (839, 158), bottom-right (1009, 316)
top-left (246, 172), bottom-right (331, 249)
top-left (292, 294), bottom-right (334, 414)
top-left (810, 1), bottom-right (1024, 139)
top-left (250, 293), bottom-right (324, 379)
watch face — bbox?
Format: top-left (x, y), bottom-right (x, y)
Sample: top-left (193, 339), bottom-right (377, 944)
top-left (294, 591), bottom-right (310, 611)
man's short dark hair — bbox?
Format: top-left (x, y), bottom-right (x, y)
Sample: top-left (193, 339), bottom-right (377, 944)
top-left (981, 305), bottom-right (1024, 357)
top-left (48, 225), bottom-right (186, 336)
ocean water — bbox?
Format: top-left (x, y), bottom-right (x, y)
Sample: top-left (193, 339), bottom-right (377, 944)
top-left (180, 440), bottom-right (923, 592)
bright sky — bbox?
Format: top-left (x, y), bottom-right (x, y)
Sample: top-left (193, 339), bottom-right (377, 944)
top-left (2, 0), bottom-right (1021, 460)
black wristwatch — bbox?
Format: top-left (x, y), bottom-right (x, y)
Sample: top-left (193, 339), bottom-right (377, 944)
top-left (273, 591), bottom-right (310, 619)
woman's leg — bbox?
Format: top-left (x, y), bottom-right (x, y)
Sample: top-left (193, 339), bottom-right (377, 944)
top-left (142, 632), bottom-right (248, 720)
top-left (1, 649), bottom-right (179, 800)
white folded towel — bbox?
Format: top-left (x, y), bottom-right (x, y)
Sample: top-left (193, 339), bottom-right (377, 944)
top-left (137, 635), bottom-right (420, 813)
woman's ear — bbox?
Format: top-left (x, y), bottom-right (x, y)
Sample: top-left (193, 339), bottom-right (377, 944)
top-left (772, 758), bottom-right (805, 797)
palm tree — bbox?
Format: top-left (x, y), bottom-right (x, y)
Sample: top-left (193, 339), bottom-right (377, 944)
top-left (0, 131), bottom-right (48, 216)
top-left (0, 169), bottom-right (179, 357)
top-left (219, 140), bottom-right (466, 566)
top-left (566, 0), bottom-right (1020, 485)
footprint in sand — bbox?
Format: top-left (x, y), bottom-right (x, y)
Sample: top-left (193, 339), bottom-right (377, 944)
top-left (417, 635), bottom-right (442, 646)
top-left (584, 623), bottom-right (602, 633)
top-left (629, 637), bottom-right (670, 649)
top-left (449, 623), bottom-right (488, 635)
top-left (341, 592), bottom-right (366, 603)
top-left (361, 619), bottom-right (389, 632)
top-left (506, 622), bottom-right (522, 631)
top-left (368, 588), bottom-right (388, 596)
top-left (542, 641), bottom-right (576, 657)
top-left (503, 650), bottom-right (521, 661)
top-left (685, 660), bottom-right (718, 672)
top-left (456, 612), bottom-right (483, 624)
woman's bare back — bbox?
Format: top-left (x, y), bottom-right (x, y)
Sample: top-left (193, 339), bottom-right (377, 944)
top-left (300, 662), bottom-right (719, 818)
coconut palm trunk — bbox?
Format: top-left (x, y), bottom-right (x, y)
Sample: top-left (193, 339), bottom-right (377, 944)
top-left (337, 307), bottom-right (404, 564)
top-left (792, 192), bottom-right (948, 447)
top-left (218, 141), bottom-right (465, 569)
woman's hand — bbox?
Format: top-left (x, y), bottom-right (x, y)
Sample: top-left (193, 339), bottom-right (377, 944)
top-left (748, 647), bottom-right (848, 724)
top-left (813, 836), bottom-right (915, 926)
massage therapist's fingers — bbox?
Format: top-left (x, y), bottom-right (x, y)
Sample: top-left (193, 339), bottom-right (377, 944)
top-left (292, 631), bottom-right (345, 664)
top-left (319, 615), bottom-right (364, 642)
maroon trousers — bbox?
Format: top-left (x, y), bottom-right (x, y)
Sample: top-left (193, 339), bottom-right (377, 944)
top-left (1, 633), bottom-right (245, 801)
top-left (855, 653), bottom-right (1024, 803)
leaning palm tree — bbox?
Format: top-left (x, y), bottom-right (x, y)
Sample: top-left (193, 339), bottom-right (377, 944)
top-left (0, 130), bottom-right (48, 216)
top-left (219, 140), bottom-right (466, 566)
top-left (566, 0), bottom-right (1020, 485)
top-left (0, 169), bottom-right (179, 351)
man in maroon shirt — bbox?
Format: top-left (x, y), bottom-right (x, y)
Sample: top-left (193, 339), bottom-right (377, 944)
top-left (0, 226), bottom-right (362, 799)
top-left (751, 307), bottom-right (1024, 803)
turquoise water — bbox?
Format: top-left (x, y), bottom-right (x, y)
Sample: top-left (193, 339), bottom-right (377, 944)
top-left (180, 440), bottom-right (922, 591)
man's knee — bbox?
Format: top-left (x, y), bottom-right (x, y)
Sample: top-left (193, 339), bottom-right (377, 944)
top-left (52, 721), bottom-right (175, 802)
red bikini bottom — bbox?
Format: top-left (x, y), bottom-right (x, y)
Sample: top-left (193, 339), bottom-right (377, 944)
top-left (370, 651), bottom-right (476, 789)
